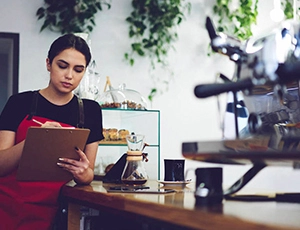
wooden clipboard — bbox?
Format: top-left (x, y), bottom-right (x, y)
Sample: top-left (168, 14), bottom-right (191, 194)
top-left (17, 127), bottom-right (90, 181)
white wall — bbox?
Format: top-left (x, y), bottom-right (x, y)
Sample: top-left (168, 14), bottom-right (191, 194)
top-left (1, 0), bottom-right (300, 193)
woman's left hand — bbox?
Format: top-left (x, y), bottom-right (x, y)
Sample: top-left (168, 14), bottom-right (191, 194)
top-left (57, 147), bottom-right (92, 184)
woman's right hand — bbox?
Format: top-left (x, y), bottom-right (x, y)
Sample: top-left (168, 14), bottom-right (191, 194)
top-left (41, 121), bottom-right (62, 128)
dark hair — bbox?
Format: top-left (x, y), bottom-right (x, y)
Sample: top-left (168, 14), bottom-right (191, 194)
top-left (47, 34), bottom-right (92, 67)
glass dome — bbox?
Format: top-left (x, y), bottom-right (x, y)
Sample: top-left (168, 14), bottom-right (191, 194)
top-left (98, 84), bottom-right (147, 110)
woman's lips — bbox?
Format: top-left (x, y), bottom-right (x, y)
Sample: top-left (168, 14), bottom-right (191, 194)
top-left (62, 82), bottom-right (72, 88)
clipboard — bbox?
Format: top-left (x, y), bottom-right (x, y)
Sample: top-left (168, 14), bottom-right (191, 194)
top-left (17, 127), bottom-right (90, 181)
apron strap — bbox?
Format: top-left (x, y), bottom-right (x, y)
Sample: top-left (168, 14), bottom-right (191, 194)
top-left (77, 97), bottom-right (84, 128)
top-left (27, 90), bottom-right (39, 120)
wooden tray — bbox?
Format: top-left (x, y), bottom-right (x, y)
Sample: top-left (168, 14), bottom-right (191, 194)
top-left (99, 140), bottom-right (127, 145)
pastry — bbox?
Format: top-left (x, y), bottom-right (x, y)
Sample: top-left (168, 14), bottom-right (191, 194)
top-left (118, 129), bottom-right (130, 141)
top-left (102, 128), bottom-right (109, 141)
top-left (108, 128), bottom-right (118, 140)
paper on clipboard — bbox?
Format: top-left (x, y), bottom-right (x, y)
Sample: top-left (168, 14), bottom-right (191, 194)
top-left (17, 127), bottom-right (90, 181)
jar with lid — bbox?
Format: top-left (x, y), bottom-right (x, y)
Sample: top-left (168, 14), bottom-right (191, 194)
top-left (121, 134), bottom-right (148, 185)
top-left (98, 84), bottom-right (147, 110)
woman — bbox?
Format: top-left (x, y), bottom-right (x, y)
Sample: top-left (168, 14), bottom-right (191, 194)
top-left (0, 34), bottom-right (104, 229)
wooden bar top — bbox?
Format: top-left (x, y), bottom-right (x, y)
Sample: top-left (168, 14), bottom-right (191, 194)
top-left (61, 180), bottom-right (300, 230)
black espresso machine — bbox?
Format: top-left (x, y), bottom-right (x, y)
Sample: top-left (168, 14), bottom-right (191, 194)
top-left (183, 17), bottom-right (300, 200)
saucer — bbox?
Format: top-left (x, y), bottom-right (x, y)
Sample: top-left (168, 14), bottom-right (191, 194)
top-left (158, 180), bottom-right (191, 187)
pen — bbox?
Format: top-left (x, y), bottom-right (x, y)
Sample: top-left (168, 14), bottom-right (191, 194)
top-left (32, 119), bottom-right (44, 126)
top-left (32, 118), bottom-right (75, 129)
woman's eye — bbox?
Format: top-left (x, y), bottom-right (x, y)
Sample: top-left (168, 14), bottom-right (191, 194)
top-left (74, 67), bottom-right (84, 73)
top-left (58, 64), bottom-right (67, 69)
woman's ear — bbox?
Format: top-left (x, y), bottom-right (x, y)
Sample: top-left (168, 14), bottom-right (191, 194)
top-left (46, 58), bottom-right (51, 72)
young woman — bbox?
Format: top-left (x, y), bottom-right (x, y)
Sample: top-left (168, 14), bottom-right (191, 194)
top-left (0, 34), bottom-right (104, 229)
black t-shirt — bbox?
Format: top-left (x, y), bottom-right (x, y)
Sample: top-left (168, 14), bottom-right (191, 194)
top-left (0, 91), bottom-right (104, 144)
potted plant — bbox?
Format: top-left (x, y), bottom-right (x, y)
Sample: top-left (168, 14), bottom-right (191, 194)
top-left (36, 0), bottom-right (111, 34)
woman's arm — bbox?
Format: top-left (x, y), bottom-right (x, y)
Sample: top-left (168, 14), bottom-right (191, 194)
top-left (57, 141), bottom-right (99, 185)
top-left (0, 130), bottom-right (24, 177)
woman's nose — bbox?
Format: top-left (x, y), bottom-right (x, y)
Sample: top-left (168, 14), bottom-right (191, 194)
top-left (65, 69), bottom-right (73, 79)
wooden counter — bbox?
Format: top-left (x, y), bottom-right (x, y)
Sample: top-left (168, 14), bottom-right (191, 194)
top-left (61, 180), bottom-right (300, 230)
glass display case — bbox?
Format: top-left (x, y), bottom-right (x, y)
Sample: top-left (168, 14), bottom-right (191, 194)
top-left (94, 108), bottom-right (160, 180)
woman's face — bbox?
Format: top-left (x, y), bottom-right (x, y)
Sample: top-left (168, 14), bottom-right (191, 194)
top-left (46, 48), bottom-right (86, 94)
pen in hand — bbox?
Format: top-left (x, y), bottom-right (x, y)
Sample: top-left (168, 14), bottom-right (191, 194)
top-left (32, 119), bottom-right (75, 129)
top-left (32, 119), bottom-right (44, 126)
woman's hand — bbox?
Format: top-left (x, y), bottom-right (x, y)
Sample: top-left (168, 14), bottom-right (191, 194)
top-left (41, 121), bottom-right (62, 128)
top-left (57, 147), bottom-right (93, 184)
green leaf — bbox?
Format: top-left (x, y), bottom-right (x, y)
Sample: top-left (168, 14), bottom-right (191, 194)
top-left (95, 2), bottom-right (102, 11)
top-left (40, 20), bottom-right (50, 32)
top-left (137, 49), bottom-right (145, 56)
top-left (148, 88), bottom-right (157, 102)
top-left (132, 43), bottom-right (141, 50)
top-left (106, 3), bottom-right (111, 10)
top-left (129, 30), bottom-right (135, 38)
top-left (126, 17), bottom-right (134, 23)
top-left (177, 17), bottom-right (182, 24)
top-left (37, 13), bottom-right (45, 20)
top-left (143, 40), bottom-right (153, 48)
top-left (124, 53), bottom-right (129, 60)
top-left (130, 58), bottom-right (134, 66)
top-left (36, 7), bottom-right (45, 16)
top-left (87, 25), bottom-right (93, 32)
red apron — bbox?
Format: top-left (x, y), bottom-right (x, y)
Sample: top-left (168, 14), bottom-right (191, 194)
top-left (0, 115), bottom-right (74, 230)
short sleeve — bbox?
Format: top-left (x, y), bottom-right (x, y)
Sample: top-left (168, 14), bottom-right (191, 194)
top-left (83, 99), bottom-right (104, 144)
top-left (0, 91), bottom-right (33, 132)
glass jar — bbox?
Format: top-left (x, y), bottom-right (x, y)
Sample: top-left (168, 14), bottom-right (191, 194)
top-left (98, 84), bottom-right (147, 110)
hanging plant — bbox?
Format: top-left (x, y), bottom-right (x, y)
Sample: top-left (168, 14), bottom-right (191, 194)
top-left (282, 0), bottom-right (296, 19)
top-left (212, 0), bottom-right (299, 41)
top-left (124, 0), bottom-right (191, 101)
top-left (212, 0), bottom-right (259, 41)
top-left (36, 0), bottom-right (111, 34)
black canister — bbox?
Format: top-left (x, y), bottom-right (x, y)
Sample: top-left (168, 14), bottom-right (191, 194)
top-left (164, 159), bottom-right (185, 181)
top-left (195, 167), bottom-right (223, 205)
